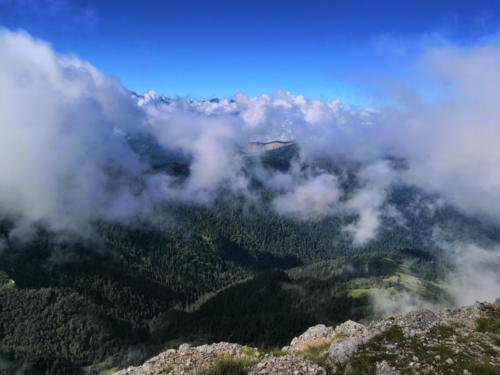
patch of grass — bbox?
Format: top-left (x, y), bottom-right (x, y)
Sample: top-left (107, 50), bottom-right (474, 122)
top-left (349, 287), bottom-right (398, 300)
top-left (195, 358), bottom-right (254, 375)
top-left (349, 288), bottom-right (372, 298)
top-left (476, 311), bottom-right (500, 334)
top-left (476, 310), bottom-right (500, 354)
top-left (162, 363), bottom-right (173, 374)
top-left (333, 332), bottom-right (347, 341)
top-left (301, 342), bottom-right (330, 368)
top-left (493, 335), bottom-right (500, 346)
top-left (347, 325), bottom-right (453, 373)
top-left (82, 359), bottom-right (117, 375)
top-left (239, 346), bottom-right (258, 357)
top-left (344, 353), bottom-right (382, 375)
top-left (98, 368), bottom-right (118, 375)
top-left (266, 347), bottom-right (287, 357)
top-left (373, 326), bottom-right (404, 344)
top-left (396, 272), bottom-right (424, 293)
top-left (482, 343), bottom-right (498, 357)
top-left (382, 275), bottom-right (400, 283)
top-left (412, 340), bottom-right (454, 363)
top-left (339, 327), bottom-right (403, 374)
top-left (409, 339), bottom-right (497, 374)
top-left (430, 323), bottom-right (455, 338)
top-left (458, 360), bottom-right (500, 375)
top-left (337, 316), bottom-right (500, 375)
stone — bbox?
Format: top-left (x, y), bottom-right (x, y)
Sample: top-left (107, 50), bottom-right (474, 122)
top-left (288, 324), bottom-right (337, 352)
top-left (400, 309), bottom-right (440, 331)
top-left (375, 360), bottom-right (401, 375)
top-left (178, 343), bottom-right (191, 351)
top-left (493, 298), bottom-right (500, 311)
top-left (334, 320), bottom-right (367, 338)
top-left (327, 336), bottom-right (365, 366)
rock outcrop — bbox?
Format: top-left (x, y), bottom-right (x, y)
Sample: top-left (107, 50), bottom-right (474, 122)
top-left (115, 298), bottom-right (500, 374)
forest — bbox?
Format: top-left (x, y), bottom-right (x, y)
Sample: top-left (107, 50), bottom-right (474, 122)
top-left (0, 145), bottom-right (497, 374)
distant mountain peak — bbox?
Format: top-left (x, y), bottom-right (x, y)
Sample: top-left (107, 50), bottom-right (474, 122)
top-left (133, 90), bottom-right (172, 107)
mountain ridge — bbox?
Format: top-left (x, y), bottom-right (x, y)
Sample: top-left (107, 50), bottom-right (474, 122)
top-left (114, 297), bottom-right (500, 374)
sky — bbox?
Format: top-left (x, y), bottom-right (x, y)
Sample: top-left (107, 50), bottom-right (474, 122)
top-left (1, 0), bottom-right (500, 103)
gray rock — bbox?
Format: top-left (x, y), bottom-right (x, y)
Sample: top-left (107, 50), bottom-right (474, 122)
top-left (334, 320), bottom-right (367, 338)
top-left (400, 309), bottom-right (440, 331)
top-left (327, 336), bottom-right (365, 366)
top-left (290, 324), bottom-right (335, 347)
top-left (375, 360), bottom-right (401, 375)
top-left (493, 298), bottom-right (500, 311)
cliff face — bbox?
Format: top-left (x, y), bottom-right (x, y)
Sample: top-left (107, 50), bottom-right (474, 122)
top-left (115, 299), bottom-right (500, 375)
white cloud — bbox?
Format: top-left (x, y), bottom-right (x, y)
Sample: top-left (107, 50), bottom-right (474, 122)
top-left (342, 162), bottom-right (396, 246)
top-left (343, 187), bottom-right (385, 246)
top-left (0, 30), bottom-right (152, 235)
top-left (399, 45), bottom-right (500, 223)
top-left (446, 243), bottom-right (500, 305)
top-left (272, 174), bottom-right (340, 220)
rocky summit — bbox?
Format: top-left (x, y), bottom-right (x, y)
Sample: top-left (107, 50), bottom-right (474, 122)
top-left (115, 298), bottom-right (500, 375)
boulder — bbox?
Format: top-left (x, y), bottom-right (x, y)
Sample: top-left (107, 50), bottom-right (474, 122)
top-left (375, 360), bottom-right (401, 375)
top-left (327, 336), bottom-right (366, 367)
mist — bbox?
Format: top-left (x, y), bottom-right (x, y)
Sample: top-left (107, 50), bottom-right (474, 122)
top-left (1, 29), bottom-right (500, 307)
top-left (446, 242), bottom-right (500, 306)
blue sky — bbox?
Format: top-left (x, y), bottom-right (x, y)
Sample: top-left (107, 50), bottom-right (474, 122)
top-left (1, 0), bottom-right (500, 103)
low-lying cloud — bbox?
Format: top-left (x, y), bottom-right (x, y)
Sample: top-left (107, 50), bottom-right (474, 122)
top-left (2, 30), bottom-right (500, 232)
top-left (446, 242), bottom-right (500, 306)
top-left (0, 30), bottom-right (155, 236)
top-left (1, 29), bottom-right (500, 304)
top-left (272, 173), bottom-right (340, 220)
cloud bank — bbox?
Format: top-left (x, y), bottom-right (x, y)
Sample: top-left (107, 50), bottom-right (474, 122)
top-left (2, 30), bottom-right (500, 305)
top-left (0, 30), bottom-right (159, 236)
top-left (446, 242), bottom-right (500, 306)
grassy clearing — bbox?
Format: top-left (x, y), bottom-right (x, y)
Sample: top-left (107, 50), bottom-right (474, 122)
top-left (396, 272), bottom-right (424, 292)
top-left (349, 287), bottom-right (397, 299)
top-left (349, 288), bottom-right (372, 298)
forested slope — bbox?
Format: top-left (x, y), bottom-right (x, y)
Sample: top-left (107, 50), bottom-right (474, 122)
top-left (0, 147), bottom-right (497, 374)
